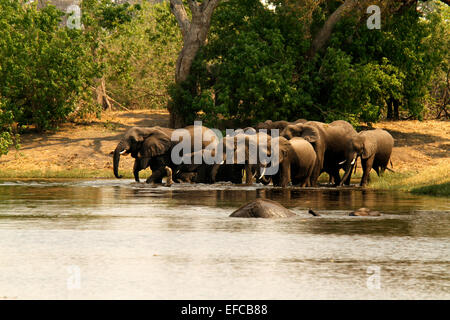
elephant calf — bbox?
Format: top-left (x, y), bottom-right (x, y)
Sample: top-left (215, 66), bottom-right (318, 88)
top-left (341, 129), bottom-right (394, 186)
top-left (270, 136), bottom-right (316, 187)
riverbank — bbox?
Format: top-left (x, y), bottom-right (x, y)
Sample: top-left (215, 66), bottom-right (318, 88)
top-left (0, 110), bottom-right (448, 196)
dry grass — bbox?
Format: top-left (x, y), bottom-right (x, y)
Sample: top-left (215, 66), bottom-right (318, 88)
top-left (371, 120), bottom-right (449, 172)
top-left (0, 110), bottom-right (169, 179)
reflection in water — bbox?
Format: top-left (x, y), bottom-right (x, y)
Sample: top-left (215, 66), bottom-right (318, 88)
top-left (0, 180), bottom-right (448, 299)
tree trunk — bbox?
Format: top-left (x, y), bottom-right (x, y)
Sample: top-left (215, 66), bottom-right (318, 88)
top-left (309, 0), bottom-right (360, 57)
top-left (387, 98), bottom-right (393, 120)
top-left (168, 0), bottom-right (220, 128)
top-left (393, 99), bottom-right (399, 120)
top-left (96, 77), bottom-right (111, 111)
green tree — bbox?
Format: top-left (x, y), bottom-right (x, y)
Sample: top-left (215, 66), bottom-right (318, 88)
top-left (101, 1), bottom-right (182, 110)
top-left (168, 0), bottom-right (449, 126)
top-left (0, 0), bottom-right (93, 131)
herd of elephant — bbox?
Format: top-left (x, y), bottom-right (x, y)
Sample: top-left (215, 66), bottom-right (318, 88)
top-left (112, 119), bottom-right (394, 188)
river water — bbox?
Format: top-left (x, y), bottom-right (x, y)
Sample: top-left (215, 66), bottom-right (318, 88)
top-left (0, 180), bottom-right (448, 299)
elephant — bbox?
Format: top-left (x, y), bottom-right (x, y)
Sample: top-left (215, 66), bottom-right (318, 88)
top-left (349, 208), bottom-right (381, 216)
top-left (226, 127), bottom-right (257, 136)
top-left (281, 120), bottom-right (357, 186)
top-left (171, 138), bottom-right (245, 184)
top-left (113, 125), bottom-right (217, 183)
top-left (230, 199), bottom-right (296, 218)
top-left (255, 119), bottom-right (307, 135)
top-left (172, 171), bottom-right (197, 183)
top-left (340, 129), bottom-right (394, 187)
top-left (211, 132), bottom-right (273, 185)
top-left (268, 136), bottom-right (317, 187)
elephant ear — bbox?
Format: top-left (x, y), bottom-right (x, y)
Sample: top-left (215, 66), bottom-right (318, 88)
top-left (138, 130), bottom-right (172, 158)
top-left (362, 137), bottom-right (377, 159)
top-left (281, 124), bottom-right (298, 139)
top-left (301, 125), bottom-right (320, 144)
top-left (129, 127), bottom-right (166, 143)
top-left (278, 137), bottom-right (290, 161)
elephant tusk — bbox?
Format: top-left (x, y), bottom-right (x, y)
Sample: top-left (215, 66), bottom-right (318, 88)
top-left (220, 160), bottom-right (224, 165)
top-left (351, 155), bottom-right (357, 165)
top-left (119, 149), bottom-right (127, 155)
top-left (259, 167), bottom-right (266, 180)
top-left (339, 160), bottom-right (346, 165)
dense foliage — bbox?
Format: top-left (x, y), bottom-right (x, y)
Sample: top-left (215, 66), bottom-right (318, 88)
top-left (169, 0), bottom-right (449, 127)
top-left (0, 0), bottom-right (93, 133)
top-left (99, 1), bottom-right (181, 110)
top-left (0, 0), bottom-right (448, 155)
top-left (0, 0), bottom-right (180, 156)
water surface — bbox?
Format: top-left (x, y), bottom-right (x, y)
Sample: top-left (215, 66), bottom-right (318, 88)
top-left (0, 180), bottom-right (448, 299)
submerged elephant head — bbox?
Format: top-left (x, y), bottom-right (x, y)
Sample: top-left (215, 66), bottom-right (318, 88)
top-left (113, 126), bottom-right (173, 178)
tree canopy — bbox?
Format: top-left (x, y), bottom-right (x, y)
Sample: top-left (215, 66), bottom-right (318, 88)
top-left (0, 0), bottom-right (448, 155)
top-left (168, 0), bottom-right (449, 127)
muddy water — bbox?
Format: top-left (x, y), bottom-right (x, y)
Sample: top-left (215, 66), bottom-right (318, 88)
top-left (0, 180), bottom-right (448, 299)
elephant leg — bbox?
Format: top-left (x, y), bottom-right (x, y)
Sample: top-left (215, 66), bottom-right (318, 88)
top-left (280, 161), bottom-right (291, 188)
top-left (360, 157), bottom-right (374, 187)
top-left (146, 169), bottom-right (164, 184)
top-left (245, 165), bottom-right (254, 185)
top-left (374, 166), bottom-right (380, 177)
top-left (330, 168), bottom-right (341, 187)
top-left (309, 161), bottom-right (321, 187)
top-left (210, 164), bottom-right (221, 183)
top-left (272, 172), bottom-right (281, 186)
top-left (165, 166), bottom-right (173, 187)
top-left (146, 156), bottom-right (170, 184)
top-left (328, 174), bottom-right (334, 185)
top-left (133, 160), bottom-right (141, 182)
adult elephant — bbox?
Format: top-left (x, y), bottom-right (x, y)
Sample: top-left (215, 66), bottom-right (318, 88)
top-left (269, 136), bottom-right (316, 187)
top-left (255, 119), bottom-right (307, 135)
top-left (340, 129), bottom-right (394, 186)
top-left (172, 148), bottom-right (243, 184)
top-left (211, 132), bottom-right (273, 185)
top-left (113, 125), bottom-right (217, 183)
top-left (281, 120), bottom-right (357, 186)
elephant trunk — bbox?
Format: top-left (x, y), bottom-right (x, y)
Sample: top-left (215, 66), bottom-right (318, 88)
top-left (113, 141), bottom-right (129, 179)
top-left (340, 154), bottom-right (357, 186)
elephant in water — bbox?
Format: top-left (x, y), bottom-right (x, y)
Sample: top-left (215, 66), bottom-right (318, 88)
top-left (281, 120), bottom-right (357, 186)
top-left (211, 132), bottom-right (273, 185)
top-left (230, 199), bottom-right (296, 218)
top-left (349, 208), bottom-right (381, 216)
top-left (268, 136), bottom-right (316, 187)
top-left (113, 125), bottom-right (217, 183)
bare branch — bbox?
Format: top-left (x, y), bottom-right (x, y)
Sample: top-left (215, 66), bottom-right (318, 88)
top-left (309, 0), bottom-right (360, 57)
